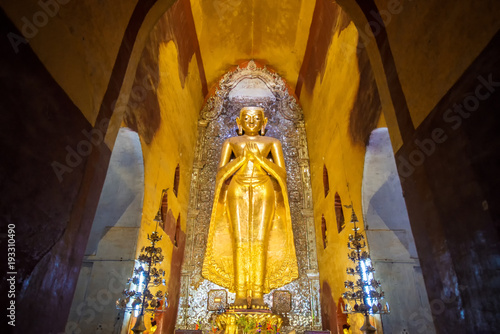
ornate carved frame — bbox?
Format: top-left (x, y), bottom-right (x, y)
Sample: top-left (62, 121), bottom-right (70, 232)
top-left (176, 61), bottom-right (321, 332)
top-left (200, 60), bottom-right (302, 122)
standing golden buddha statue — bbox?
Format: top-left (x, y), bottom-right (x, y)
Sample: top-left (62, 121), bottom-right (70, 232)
top-left (203, 107), bottom-right (298, 309)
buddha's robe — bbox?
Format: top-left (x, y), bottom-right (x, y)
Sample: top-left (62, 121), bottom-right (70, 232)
top-left (202, 137), bottom-right (298, 294)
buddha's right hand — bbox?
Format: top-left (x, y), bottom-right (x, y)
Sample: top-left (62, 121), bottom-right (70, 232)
top-left (244, 142), bottom-right (261, 161)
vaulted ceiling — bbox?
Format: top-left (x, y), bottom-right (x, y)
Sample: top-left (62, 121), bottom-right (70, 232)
top-left (189, 0), bottom-right (315, 90)
top-left (2, 0), bottom-right (498, 137)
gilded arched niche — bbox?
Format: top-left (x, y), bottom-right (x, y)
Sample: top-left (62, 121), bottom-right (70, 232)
top-left (177, 61), bottom-right (321, 332)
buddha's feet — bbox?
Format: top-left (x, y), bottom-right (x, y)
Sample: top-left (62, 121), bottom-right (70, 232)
top-left (229, 298), bottom-right (247, 309)
top-left (229, 298), bottom-right (269, 310)
top-left (250, 297), bottom-right (268, 310)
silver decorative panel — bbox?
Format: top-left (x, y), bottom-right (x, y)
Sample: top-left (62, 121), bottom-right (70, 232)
top-left (272, 290), bottom-right (292, 314)
top-left (207, 290), bottom-right (228, 311)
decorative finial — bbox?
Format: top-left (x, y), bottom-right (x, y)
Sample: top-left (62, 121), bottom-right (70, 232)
top-left (247, 60), bottom-right (257, 71)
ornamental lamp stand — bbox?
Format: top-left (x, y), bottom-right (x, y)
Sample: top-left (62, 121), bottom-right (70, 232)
top-left (116, 209), bottom-right (169, 334)
top-left (341, 205), bottom-right (389, 334)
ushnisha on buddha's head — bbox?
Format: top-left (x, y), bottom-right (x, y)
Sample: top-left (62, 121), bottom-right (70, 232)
top-left (236, 107), bottom-right (268, 136)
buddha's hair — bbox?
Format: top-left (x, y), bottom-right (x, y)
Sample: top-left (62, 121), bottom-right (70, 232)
top-left (239, 106), bottom-right (265, 118)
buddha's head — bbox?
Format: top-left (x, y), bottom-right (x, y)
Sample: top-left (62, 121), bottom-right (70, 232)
top-left (236, 107), bottom-right (268, 136)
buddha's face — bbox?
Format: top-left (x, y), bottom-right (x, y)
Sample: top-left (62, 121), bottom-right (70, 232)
top-left (238, 108), bottom-right (266, 135)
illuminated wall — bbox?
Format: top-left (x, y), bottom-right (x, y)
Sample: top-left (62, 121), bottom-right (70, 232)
top-left (123, 6), bottom-right (205, 331)
top-left (298, 12), bottom-right (378, 331)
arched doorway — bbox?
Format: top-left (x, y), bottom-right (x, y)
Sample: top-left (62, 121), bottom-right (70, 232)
top-left (67, 128), bottom-right (145, 333)
top-left (362, 128), bottom-right (435, 334)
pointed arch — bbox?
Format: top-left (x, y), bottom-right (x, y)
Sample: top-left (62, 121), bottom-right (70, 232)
top-left (68, 128), bottom-right (144, 332)
top-left (335, 193), bottom-right (345, 233)
top-left (174, 214), bottom-right (181, 247)
top-left (321, 214), bottom-right (328, 249)
top-left (323, 164), bottom-right (330, 198)
top-left (173, 164), bottom-right (180, 197)
top-left (160, 189), bottom-right (168, 231)
top-left (362, 128), bottom-right (435, 333)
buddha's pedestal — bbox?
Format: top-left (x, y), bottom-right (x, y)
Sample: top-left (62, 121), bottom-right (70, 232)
top-left (215, 309), bottom-right (283, 334)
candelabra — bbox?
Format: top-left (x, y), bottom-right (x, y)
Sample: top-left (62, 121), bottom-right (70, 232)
top-left (342, 206), bottom-right (389, 334)
top-left (116, 211), bottom-right (169, 333)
